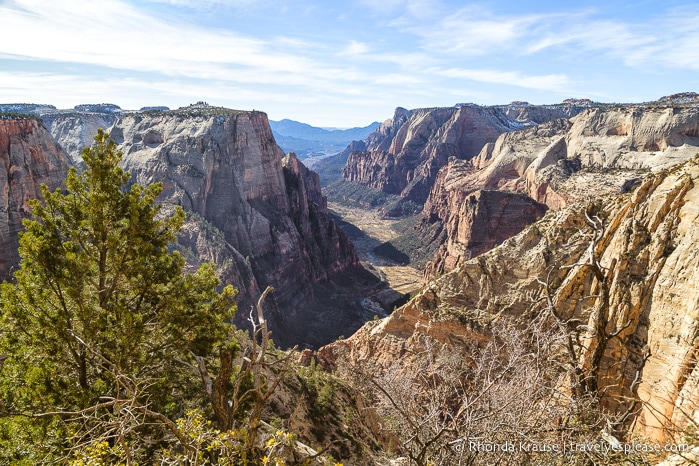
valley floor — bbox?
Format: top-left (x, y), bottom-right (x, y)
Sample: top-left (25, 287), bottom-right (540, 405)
top-left (328, 202), bottom-right (422, 296)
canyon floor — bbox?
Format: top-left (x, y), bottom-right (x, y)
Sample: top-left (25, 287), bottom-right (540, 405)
top-left (328, 202), bottom-right (422, 296)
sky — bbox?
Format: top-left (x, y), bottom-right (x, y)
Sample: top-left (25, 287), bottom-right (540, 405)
top-left (1, 0), bottom-right (699, 128)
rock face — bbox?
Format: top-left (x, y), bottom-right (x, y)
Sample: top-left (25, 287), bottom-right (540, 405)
top-left (423, 189), bottom-right (548, 279)
top-left (418, 104), bottom-right (699, 279)
top-left (41, 112), bottom-right (117, 167)
top-left (322, 156), bottom-right (699, 444)
top-left (0, 104), bottom-right (379, 348)
top-left (2, 103), bottom-right (122, 167)
top-left (0, 118), bottom-right (71, 280)
top-left (112, 109), bottom-right (379, 348)
top-left (339, 103), bottom-right (584, 215)
top-left (445, 105), bottom-right (699, 210)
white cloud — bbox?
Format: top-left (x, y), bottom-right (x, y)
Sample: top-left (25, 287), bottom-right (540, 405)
top-left (390, 3), bottom-right (699, 73)
top-left (341, 40), bottom-right (370, 56)
top-left (0, 0), bottom-right (320, 81)
top-left (371, 74), bottom-right (426, 86)
top-left (430, 67), bottom-right (572, 92)
top-left (144, 0), bottom-right (257, 8)
top-left (1, 0), bottom-right (697, 127)
top-left (395, 5), bottom-right (545, 56)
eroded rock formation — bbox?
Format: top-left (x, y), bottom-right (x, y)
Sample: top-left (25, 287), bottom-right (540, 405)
top-left (434, 105), bottom-right (699, 211)
top-left (419, 105), bottom-right (699, 279)
top-left (0, 118), bottom-right (71, 280)
top-left (422, 189), bottom-right (547, 279)
top-left (41, 112), bottom-right (117, 167)
top-left (112, 110), bottom-right (379, 348)
top-left (322, 156), bottom-right (699, 444)
top-left (339, 103), bottom-right (585, 215)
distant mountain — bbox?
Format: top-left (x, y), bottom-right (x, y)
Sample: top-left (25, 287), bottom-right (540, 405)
top-left (269, 119), bottom-right (379, 159)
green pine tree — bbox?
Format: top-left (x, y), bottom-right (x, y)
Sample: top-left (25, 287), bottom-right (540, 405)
top-left (0, 129), bottom-right (237, 463)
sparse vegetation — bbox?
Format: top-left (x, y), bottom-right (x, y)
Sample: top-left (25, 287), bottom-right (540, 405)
top-left (324, 180), bottom-right (397, 208)
top-left (0, 111), bottom-right (41, 121)
top-left (299, 360), bottom-right (339, 415)
top-left (373, 216), bottom-right (443, 269)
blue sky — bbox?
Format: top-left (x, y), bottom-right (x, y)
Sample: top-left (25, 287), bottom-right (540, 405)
top-left (1, 0), bottom-right (698, 127)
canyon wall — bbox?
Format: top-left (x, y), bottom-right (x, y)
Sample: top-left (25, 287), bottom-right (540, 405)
top-left (1, 106), bottom-right (380, 348)
top-left (422, 189), bottom-right (548, 279)
top-left (41, 112), bottom-right (117, 167)
top-left (323, 156), bottom-right (699, 444)
top-left (111, 109), bottom-right (379, 348)
top-left (420, 105), bottom-right (699, 279)
top-left (339, 103), bottom-right (585, 215)
top-left (0, 118), bottom-right (71, 280)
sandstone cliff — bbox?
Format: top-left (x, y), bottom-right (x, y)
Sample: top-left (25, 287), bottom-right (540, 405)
top-left (419, 105), bottom-right (699, 280)
top-left (422, 189), bottom-right (548, 279)
top-left (322, 156), bottom-right (699, 446)
top-left (41, 112), bottom-right (117, 167)
top-left (112, 109), bottom-right (379, 348)
top-left (0, 117), bottom-right (71, 280)
top-left (339, 103), bottom-right (585, 215)
top-left (439, 105), bottom-right (699, 211)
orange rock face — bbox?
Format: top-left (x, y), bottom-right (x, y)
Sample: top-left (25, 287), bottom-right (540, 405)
top-left (0, 118), bottom-right (70, 279)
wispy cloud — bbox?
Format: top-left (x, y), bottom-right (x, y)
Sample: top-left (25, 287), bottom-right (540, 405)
top-left (0, 0), bottom-right (432, 95)
top-left (341, 41), bottom-right (370, 56)
top-left (0, 1), bottom-right (292, 76)
top-left (0, 0), bottom-right (697, 126)
top-left (144, 0), bottom-right (258, 8)
top-left (395, 5), bottom-right (545, 56)
top-left (430, 67), bottom-right (572, 92)
top-left (391, 3), bottom-right (699, 72)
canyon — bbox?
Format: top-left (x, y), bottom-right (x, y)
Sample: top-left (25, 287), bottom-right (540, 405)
top-left (0, 105), bottom-right (382, 349)
top-left (335, 101), bottom-right (587, 216)
top-left (314, 96), bottom-right (699, 463)
top-left (3, 95), bottom-right (699, 464)
top-left (111, 107), bottom-right (383, 348)
top-left (321, 155), bottom-right (699, 452)
top-left (417, 103), bottom-right (699, 280)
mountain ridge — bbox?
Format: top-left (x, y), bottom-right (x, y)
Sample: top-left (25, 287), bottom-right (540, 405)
top-left (270, 118), bottom-right (379, 160)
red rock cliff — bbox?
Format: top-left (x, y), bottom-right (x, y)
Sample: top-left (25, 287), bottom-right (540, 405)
top-left (0, 118), bottom-right (71, 279)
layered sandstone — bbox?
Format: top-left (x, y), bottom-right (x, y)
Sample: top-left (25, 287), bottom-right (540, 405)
top-left (323, 156), bottom-right (699, 444)
top-left (112, 109), bottom-right (378, 348)
top-left (419, 105), bottom-right (699, 279)
top-left (423, 189), bottom-right (547, 279)
top-left (41, 112), bottom-right (117, 167)
top-left (341, 106), bottom-right (517, 210)
top-left (0, 118), bottom-right (71, 279)
top-left (339, 103), bottom-right (586, 214)
top-left (435, 105), bottom-right (699, 211)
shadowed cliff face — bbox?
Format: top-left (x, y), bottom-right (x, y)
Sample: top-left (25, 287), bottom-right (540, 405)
top-left (0, 119), bottom-right (71, 280)
top-left (113, 111), bottom-right (379, 348)
top-left (322, 156), bottom-right (699, 444)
